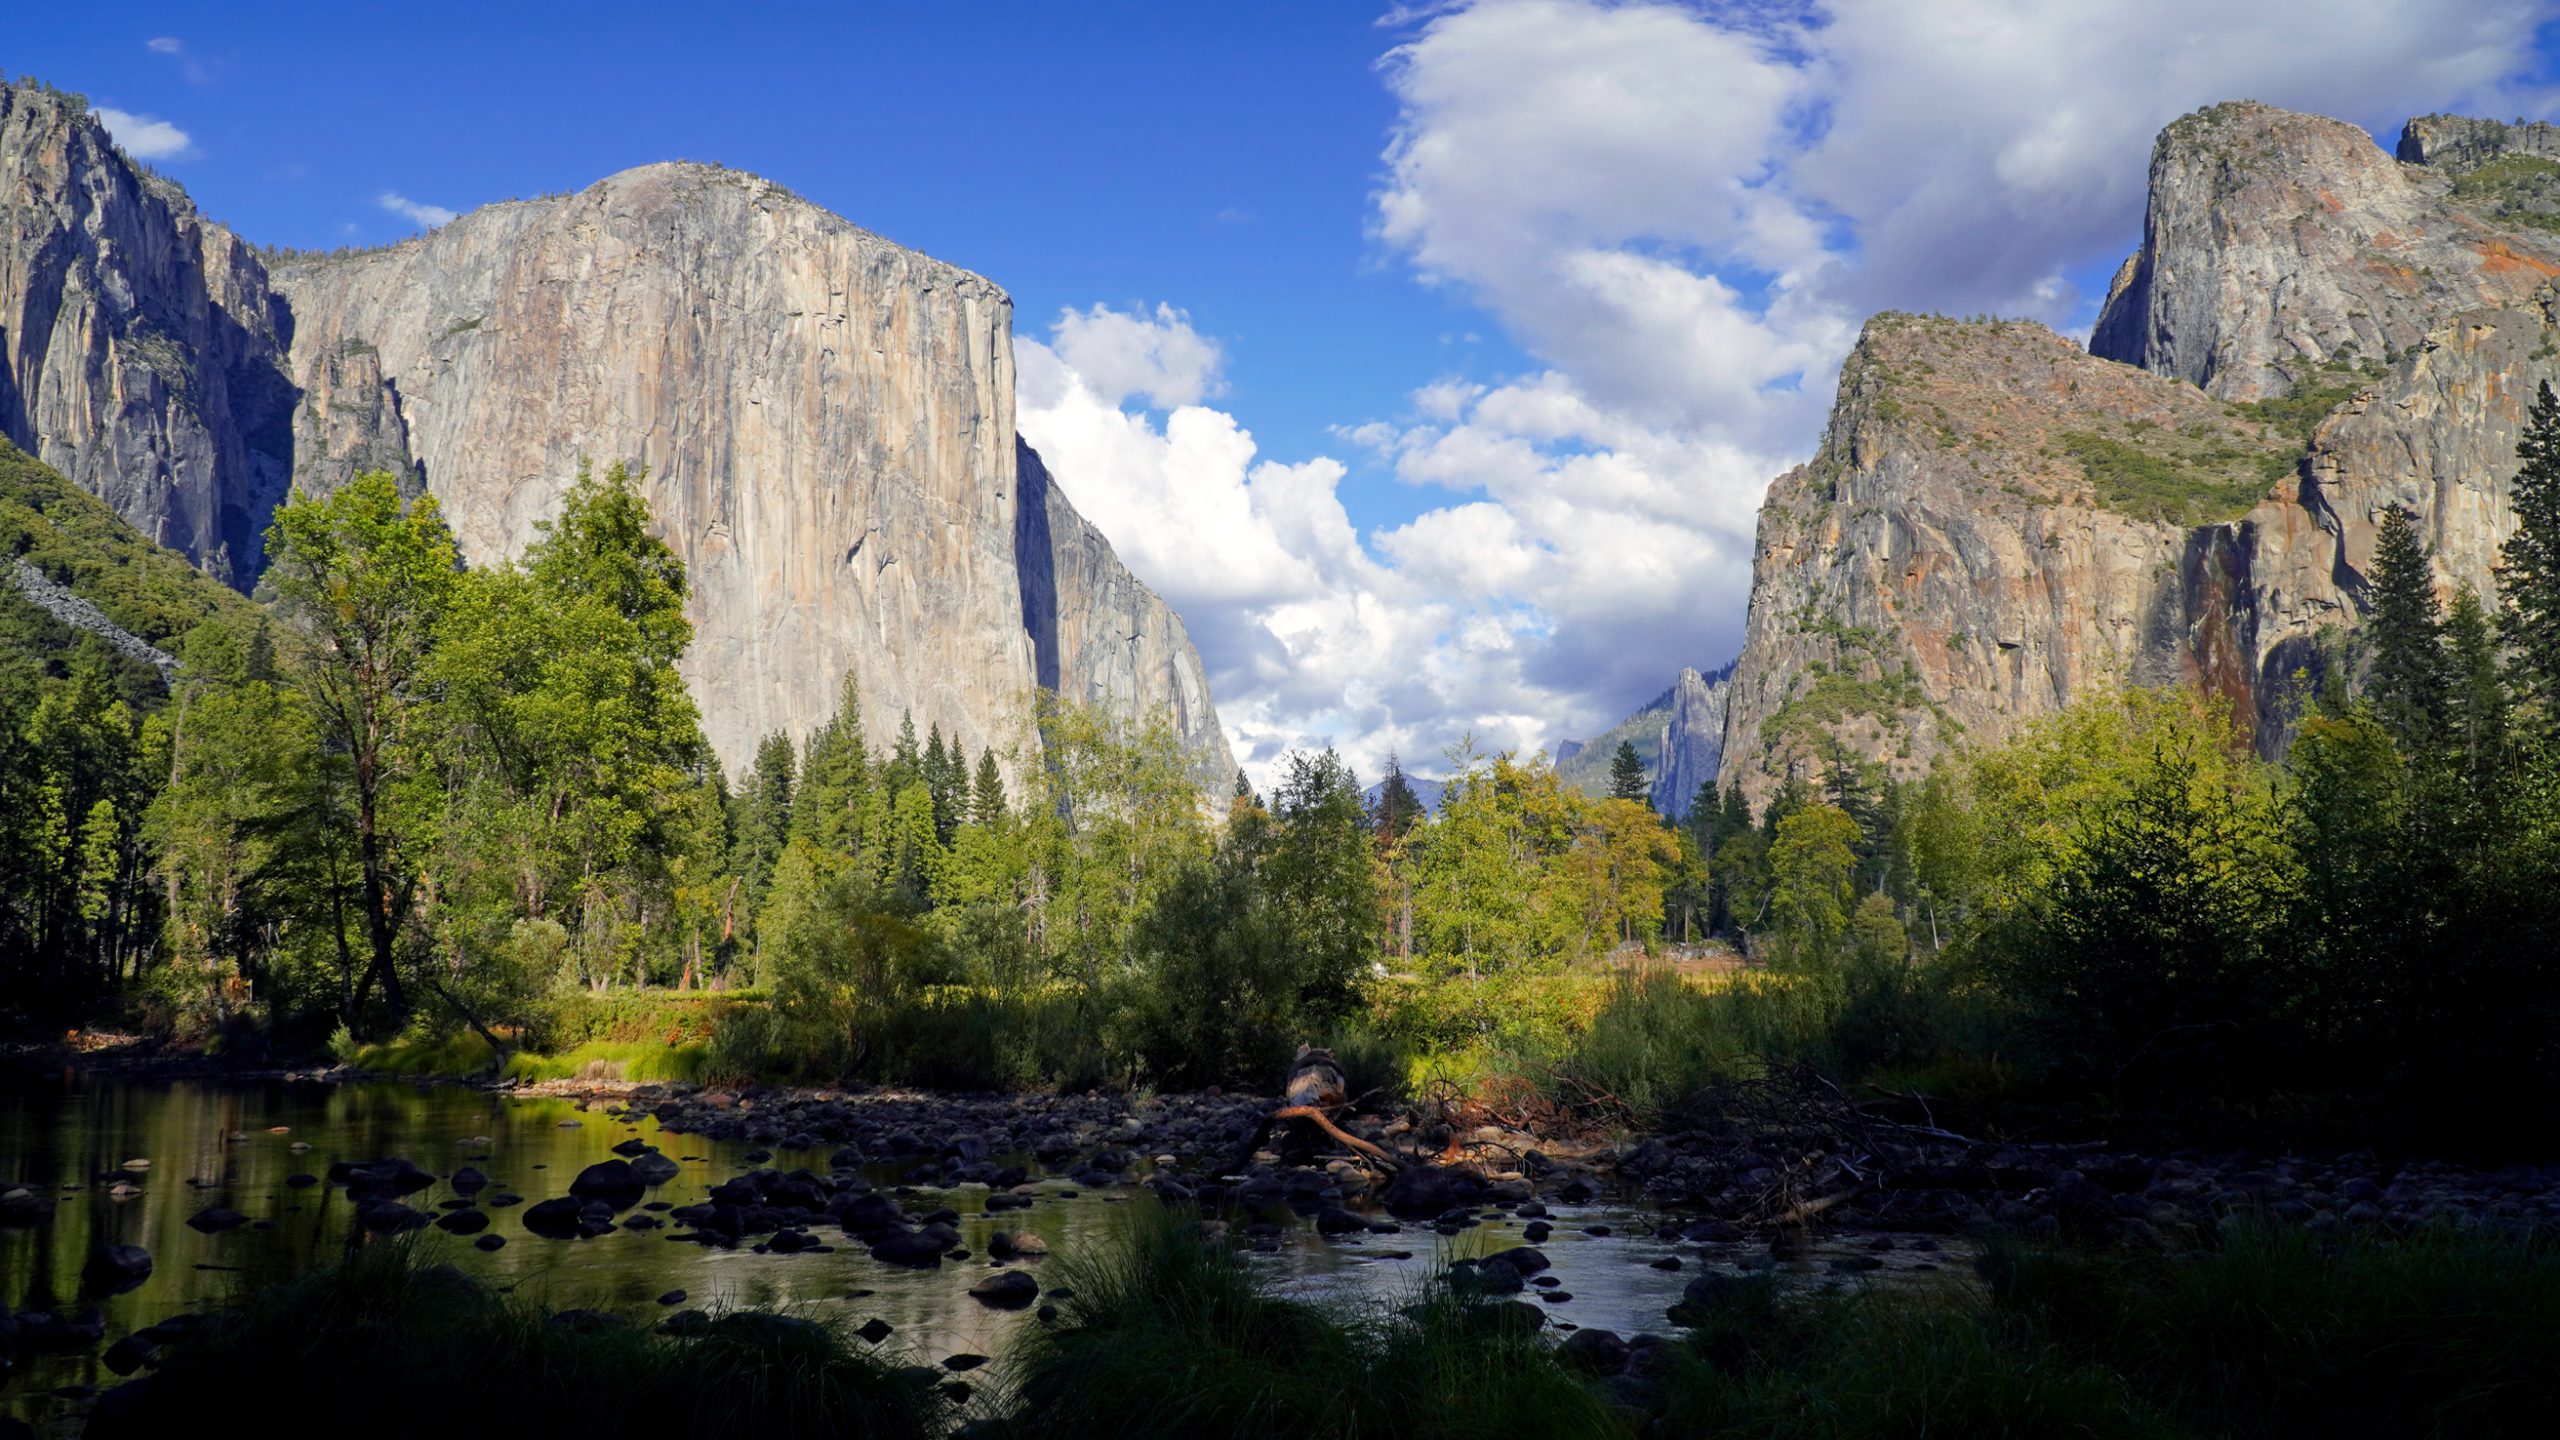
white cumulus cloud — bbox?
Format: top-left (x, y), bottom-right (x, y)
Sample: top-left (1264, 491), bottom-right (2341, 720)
top-left (94, 108), bottom-right (193, 160)
top-left (1026, 0), bottom-right (2560, 786)
top-left (378, 192), bottom-right (457, 228)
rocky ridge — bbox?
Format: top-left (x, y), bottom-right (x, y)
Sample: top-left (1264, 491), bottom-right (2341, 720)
top-left (1722, 101), bottom-right (2560, 806)
top-left (0, 78), bottom-right (1234, 784)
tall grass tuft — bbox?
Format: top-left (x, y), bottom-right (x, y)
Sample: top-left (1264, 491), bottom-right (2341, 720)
top-left (996, 1205), bottom-right (1620, 1440)
top-left (92, 1239), bottom-right (948, 1440)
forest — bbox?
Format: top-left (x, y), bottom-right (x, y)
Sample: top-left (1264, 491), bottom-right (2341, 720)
top-left (7, 381), bottom-right (2560, 1153)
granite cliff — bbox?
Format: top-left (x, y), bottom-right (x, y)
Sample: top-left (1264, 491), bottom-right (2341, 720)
top-left (1554, 664), bottom-right (1730, 818)
top-left (0, 77), bottom-right (1234, 784)
top-left (1722, 101), bottom-right (2560, 808)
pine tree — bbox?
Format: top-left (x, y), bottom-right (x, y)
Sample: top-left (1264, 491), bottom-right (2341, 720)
top-left (791, 675), bottom-right (871, 854)
top-left (730, 730), bottom-right (796, 904)
top-left (971, 749), bottom-right (1007, 827)
top-left (1371, 752), bottom-right (1424, 849)
top-left (888, 710), bottom-right (922, 791)
top-left (2503, 378), bottom-right (2560, 724)
top-left (923, 724), bottom-right (959, 843)
top-left (2445, 585), bottom-right (2509, 790)
top-left (1608, 739), bottom-right (1649, 804)
top-left (2365, 504), bottom-right (2451, 753)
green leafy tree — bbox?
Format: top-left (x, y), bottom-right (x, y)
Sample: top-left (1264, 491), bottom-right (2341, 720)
top-left (1768, 804), bottom-right (1860, 960)
top-left (263, 472), bottom-right (458, 1028)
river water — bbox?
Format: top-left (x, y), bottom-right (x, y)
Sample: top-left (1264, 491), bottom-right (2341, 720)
top-left (1, 1073), bottom-right (1958, 1426)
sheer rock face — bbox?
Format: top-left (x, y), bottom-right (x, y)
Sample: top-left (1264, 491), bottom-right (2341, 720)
top-left (1720, 316), bottom-right (2267, 809)
top-left (0, 77), bottom-right (1234, 783)
top-left (270, 162), bottom-right (1043, 774)
top-left (0, 81), bottom-right (295, 586)
top-left (1724, 103), bottom-right (2560, 809)
top-left (1015, 439), bottom-right (1236, 788)
top-left (2090, 101), bottom-right (2560, 401)
top-left (1649, 665), bottom-right (1729, 818)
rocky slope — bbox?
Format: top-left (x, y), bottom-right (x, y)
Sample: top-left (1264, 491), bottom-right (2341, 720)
top-left (0, 77), bottom-right (1234, 784)
top-left (1722, 101), bottom-right (2560, 808)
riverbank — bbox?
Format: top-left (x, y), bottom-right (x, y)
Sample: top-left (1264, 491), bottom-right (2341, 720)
top-left (40, 1204), bottom-right (2560, 1439)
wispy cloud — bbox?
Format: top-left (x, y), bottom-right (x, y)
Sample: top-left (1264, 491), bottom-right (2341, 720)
top-left (378, 192), bottom-right (457, 228)
top-left (95, 108), bottom-right (193, 160)
top-left (144, 35), bottom-right (218, 83)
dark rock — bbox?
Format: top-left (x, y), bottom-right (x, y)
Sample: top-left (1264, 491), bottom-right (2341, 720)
top-left (433, 1207), bottom-right (489, 1234)
top-left (449, 1166), bottom-right (488, 1196)
top-left (185, 1206), bottom-right (249, 1233)
top-left (1559, 1328), bottom-right (1629, 1375)
top-left (522, 1196), bottom-right (586, 1238)
top-left (942, 1353), bottom-right (989, 1372)
top-left (568, 1160), bottom-right (644, 1210)
top-left (869, 1231), bottom-right (947, 1267)
top-left (359, 1201), bottom-right (429, 1232)
top-left (83, 1243), bottom-right (152, 1289)
top-left (856, 1318), bottom-right (894, 1344)
top-left (473, 1234), bottom-right (506, 1251)
top-left (1485, 1244), bottom-right (1551, 1275)
top-left (969, 1270), bottom-right (1040, 1308)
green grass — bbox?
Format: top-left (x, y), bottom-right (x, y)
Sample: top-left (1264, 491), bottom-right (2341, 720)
top-left (101, 1240), bottom-right (950, 1440)
top-left (997, 1205), bottom-right (1622, 1440)
top-left (2450, 153), bottom-right (2560, 232)
top-left (2062, 430), bottom-right (2283, 526)
top-left (500, 1039), bottom-right (710, 1083)
top-left (341, 1030), bottom-right (709, 1083)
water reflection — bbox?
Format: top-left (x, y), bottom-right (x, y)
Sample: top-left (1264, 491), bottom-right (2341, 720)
top-left (4, 1075), bottom-right (1931, 1422)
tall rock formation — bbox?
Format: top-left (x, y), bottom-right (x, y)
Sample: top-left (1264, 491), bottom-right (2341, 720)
top-left (0, 79), bottom-right (297, 585)
top-left (1648, 664), bottom-right (1730, 817)
top-left (2090, 101), bottom-right (2560, 400)
top-left (1552, 663), bottom-right (1731, 818)
top-left (0, 77), bottom-right (1235, 785)
top-left (1724, 101), bottom-right (2560, 809)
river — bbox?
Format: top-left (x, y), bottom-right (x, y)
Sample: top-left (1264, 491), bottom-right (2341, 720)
top-left (1, 1072), bottom-right (1959, 1426)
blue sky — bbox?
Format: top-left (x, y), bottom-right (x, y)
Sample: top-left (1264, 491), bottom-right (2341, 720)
top-left (14, 2), bottom-right (2560, 780)
top-left (7, 1), bottom-right (1494, 531)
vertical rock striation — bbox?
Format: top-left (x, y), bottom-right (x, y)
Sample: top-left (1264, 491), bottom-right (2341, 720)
top-left (0, 79), bottom-right (296, 585)
top-left (0, 76), bottom-right (1235, 784)
top-left (1725, 101), bottom-right (2560, 809)
top-left (1648, 664), bottom-right (1729, 817)
top-left (2090, 101), bottom-right (2560, 402)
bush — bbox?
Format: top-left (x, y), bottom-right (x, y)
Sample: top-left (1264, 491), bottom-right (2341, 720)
top-left (998, 1205), bottom-right (1620, 1440)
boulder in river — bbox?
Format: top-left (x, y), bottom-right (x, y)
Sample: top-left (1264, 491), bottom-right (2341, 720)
top-left (433, 1207), bottom-right (489, 1235)
top-left (185, 1206), bottom-right (248, 1233)
top-left (83, 1243), bottom-right (152, 1290)
top-left (522, 1196), bottom-right (586, 1238)
top-left (568, 1160), bottom-right (644, 1210)
top-left (968, 1270), bottom-right (1039, 1308)
top-left (868, 1231), bottom-right (947, 1267)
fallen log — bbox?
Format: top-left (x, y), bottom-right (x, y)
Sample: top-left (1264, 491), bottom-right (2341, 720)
top-left (1222, 1046), bottom-right (1401, 1174)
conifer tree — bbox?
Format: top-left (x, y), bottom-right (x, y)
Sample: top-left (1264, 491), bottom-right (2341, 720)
top-left (2365, 504), bottom-right (2451, 754)
top-left (1608, 739), bottom-right (1649, 804)
top-left (923, 725), bottom-right (958, 843)
top-left (1371, 752), bottom-right (1424, 850)
top-left (971, 749), bottom-right (1007, 826)
top-left (2503, 378), bottom-right (2560, 723)
top-left (2445, 585), bottom-right (2509, 789)
top-left (791, 675), bottom-right (871, 854)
